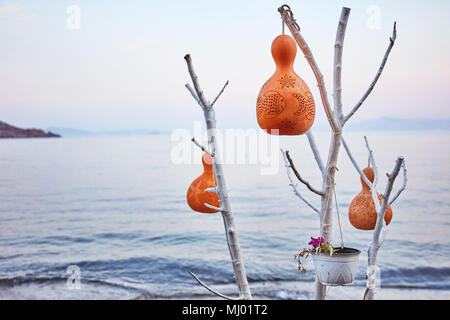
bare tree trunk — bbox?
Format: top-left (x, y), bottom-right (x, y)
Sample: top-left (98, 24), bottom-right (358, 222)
top-left (202, 107), bottom-right (252, 300)
top-left (184, 54), bottom-right (252, 300)
top-left (280, 5), bottom-right (349, 299)
top-left (365, 157), bottom-right (405, 300)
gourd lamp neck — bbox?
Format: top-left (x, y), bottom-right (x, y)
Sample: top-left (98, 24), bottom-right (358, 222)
top-left (271, 34), bottom-right (297, 69)
top-left (360, 167), bottom-right (374, 191)
top-left (201, 153), bottom-right (214, 173)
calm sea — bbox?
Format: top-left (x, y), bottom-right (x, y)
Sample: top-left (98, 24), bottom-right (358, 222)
top-left (0, 131), bottom-right (449, 299)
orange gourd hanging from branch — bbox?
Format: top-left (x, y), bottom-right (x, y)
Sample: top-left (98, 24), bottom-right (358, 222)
top-left (257, 34), bottom-right (315, 135)
top-left (348, 167), bottom-right (393, 230)
top-left (186, 153), bottom-right (220, 214)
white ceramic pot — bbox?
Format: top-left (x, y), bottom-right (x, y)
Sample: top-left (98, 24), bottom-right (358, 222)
top-left (311, 247), bottom-right (361, 286)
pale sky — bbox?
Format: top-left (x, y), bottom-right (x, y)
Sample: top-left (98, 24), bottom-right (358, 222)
top-left (0, 0), bottom-right (449, 131)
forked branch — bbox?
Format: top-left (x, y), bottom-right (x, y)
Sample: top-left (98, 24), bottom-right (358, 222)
top-left (191, 137), bottom-right (212, 156)
top-left (281, 149), bottom-right (320, 214)
top-left (185, 83), bottom-right (202, 108)
top-left (211, 81), bottom-right (229, 108)
top-left (388, 160), bottom-right (407, 206)
top-left (184, 54), bottom-right (211, 110)
top-left (284, 150), bottom-right (324, 196)
top-left (376, 156), bottom-right (404, 243)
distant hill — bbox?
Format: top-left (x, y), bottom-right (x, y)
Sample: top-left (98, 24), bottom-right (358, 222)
top-left (46, 127), bottom-right (92, 136)
top-left (346, 117), bottom-right (450, 131)
top-left (312, 117), bottom-right (450, 131)
top-left (47, 127), bottom-right (164, 136)
top-left (0, 121), bottom-right (60, 139)
top-left (35, 117), bottom-right (450, 137)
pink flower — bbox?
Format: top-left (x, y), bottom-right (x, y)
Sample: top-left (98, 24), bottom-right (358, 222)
top-left (308, 236), bottom-right (324, 248)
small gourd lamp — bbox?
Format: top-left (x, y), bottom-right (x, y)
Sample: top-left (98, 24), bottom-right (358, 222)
top-left (348, 167), bottom-right (393, 230)
top-left (186, 153), bottom-right (220, 213)
top-left (257, 34), bottom-right (315, 135)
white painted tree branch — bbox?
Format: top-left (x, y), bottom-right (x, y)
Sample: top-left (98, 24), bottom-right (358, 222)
top-left (333, 7), bottom-right (351, 123)
top-left (364, 136), bottom-right (380, 213)
top-left (204, 203), bottom-right (223, 212)
top-left (191, 137), bottom-right (212, 156)
top-left (319, 6), bottom-right (350, 248)
top-left (341, 136), bottom-right (374, 188)
top-left (185, 83), bottom-right (202, 108)
top-left (184, 54), bottom-right (252, 300)
top-left (344, 22), bottom-right (397, 123)
top-left (374, 157), bottom-right (404, 248)
top-left (284, 150), bottom-right (324, 196)
top-left (388, 160), bottom-right (407, 206)
top-left (312, 7), bottom-right (351, 300)
top-left (188, 272), bottom-right (239, 300)
top-left (185, 55), bottom-right (211, 110)
top-left (306, 130), bottom-right (325, 175)
top-left (205, 187), bottom-right (219, 193)
top-left (281, 149), bottom-right (320, 214)
top-left (210, 81), bottom-right (229, 108)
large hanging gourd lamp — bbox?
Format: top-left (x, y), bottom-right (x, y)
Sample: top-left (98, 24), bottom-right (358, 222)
top-left (348, 166), bottom-right (393, 230)
top-left (186, 153), bottom-right (220, 214)
top-left (257, 34), bottom-right (315, 135)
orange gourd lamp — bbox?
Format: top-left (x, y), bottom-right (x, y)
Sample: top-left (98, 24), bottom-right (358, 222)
top-left (186, 153), bottom-right (220, 214)
top-left (257, 34), bottom-right (315, 135)
top-left (348, 167), bottom-right (393, 230)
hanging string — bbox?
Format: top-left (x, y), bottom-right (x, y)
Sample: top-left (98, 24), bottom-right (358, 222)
top-left (332, 182), bottom-right (344, 249)
top-left (278, 5), bottom-right (301, 33)
top-left (282, 18), bottom-right (285, 34)
top-left (321, 164), bottom-right (345, 250)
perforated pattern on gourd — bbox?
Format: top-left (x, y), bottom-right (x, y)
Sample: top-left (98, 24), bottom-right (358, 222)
top-left (278, 75), bottom-right (296, 89)
top-left (257, 90), bottom-right (286, 119)
top-left (354, 196), bottom-right (368, 207)
top-left (348, 192), bottom-right (392, 230)
top-left (294, 92), bottom-right (315, 120)
top-left (279, 118), bottom-right (296, 130)
top-left (349, 194), bottom-right (376, 229)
